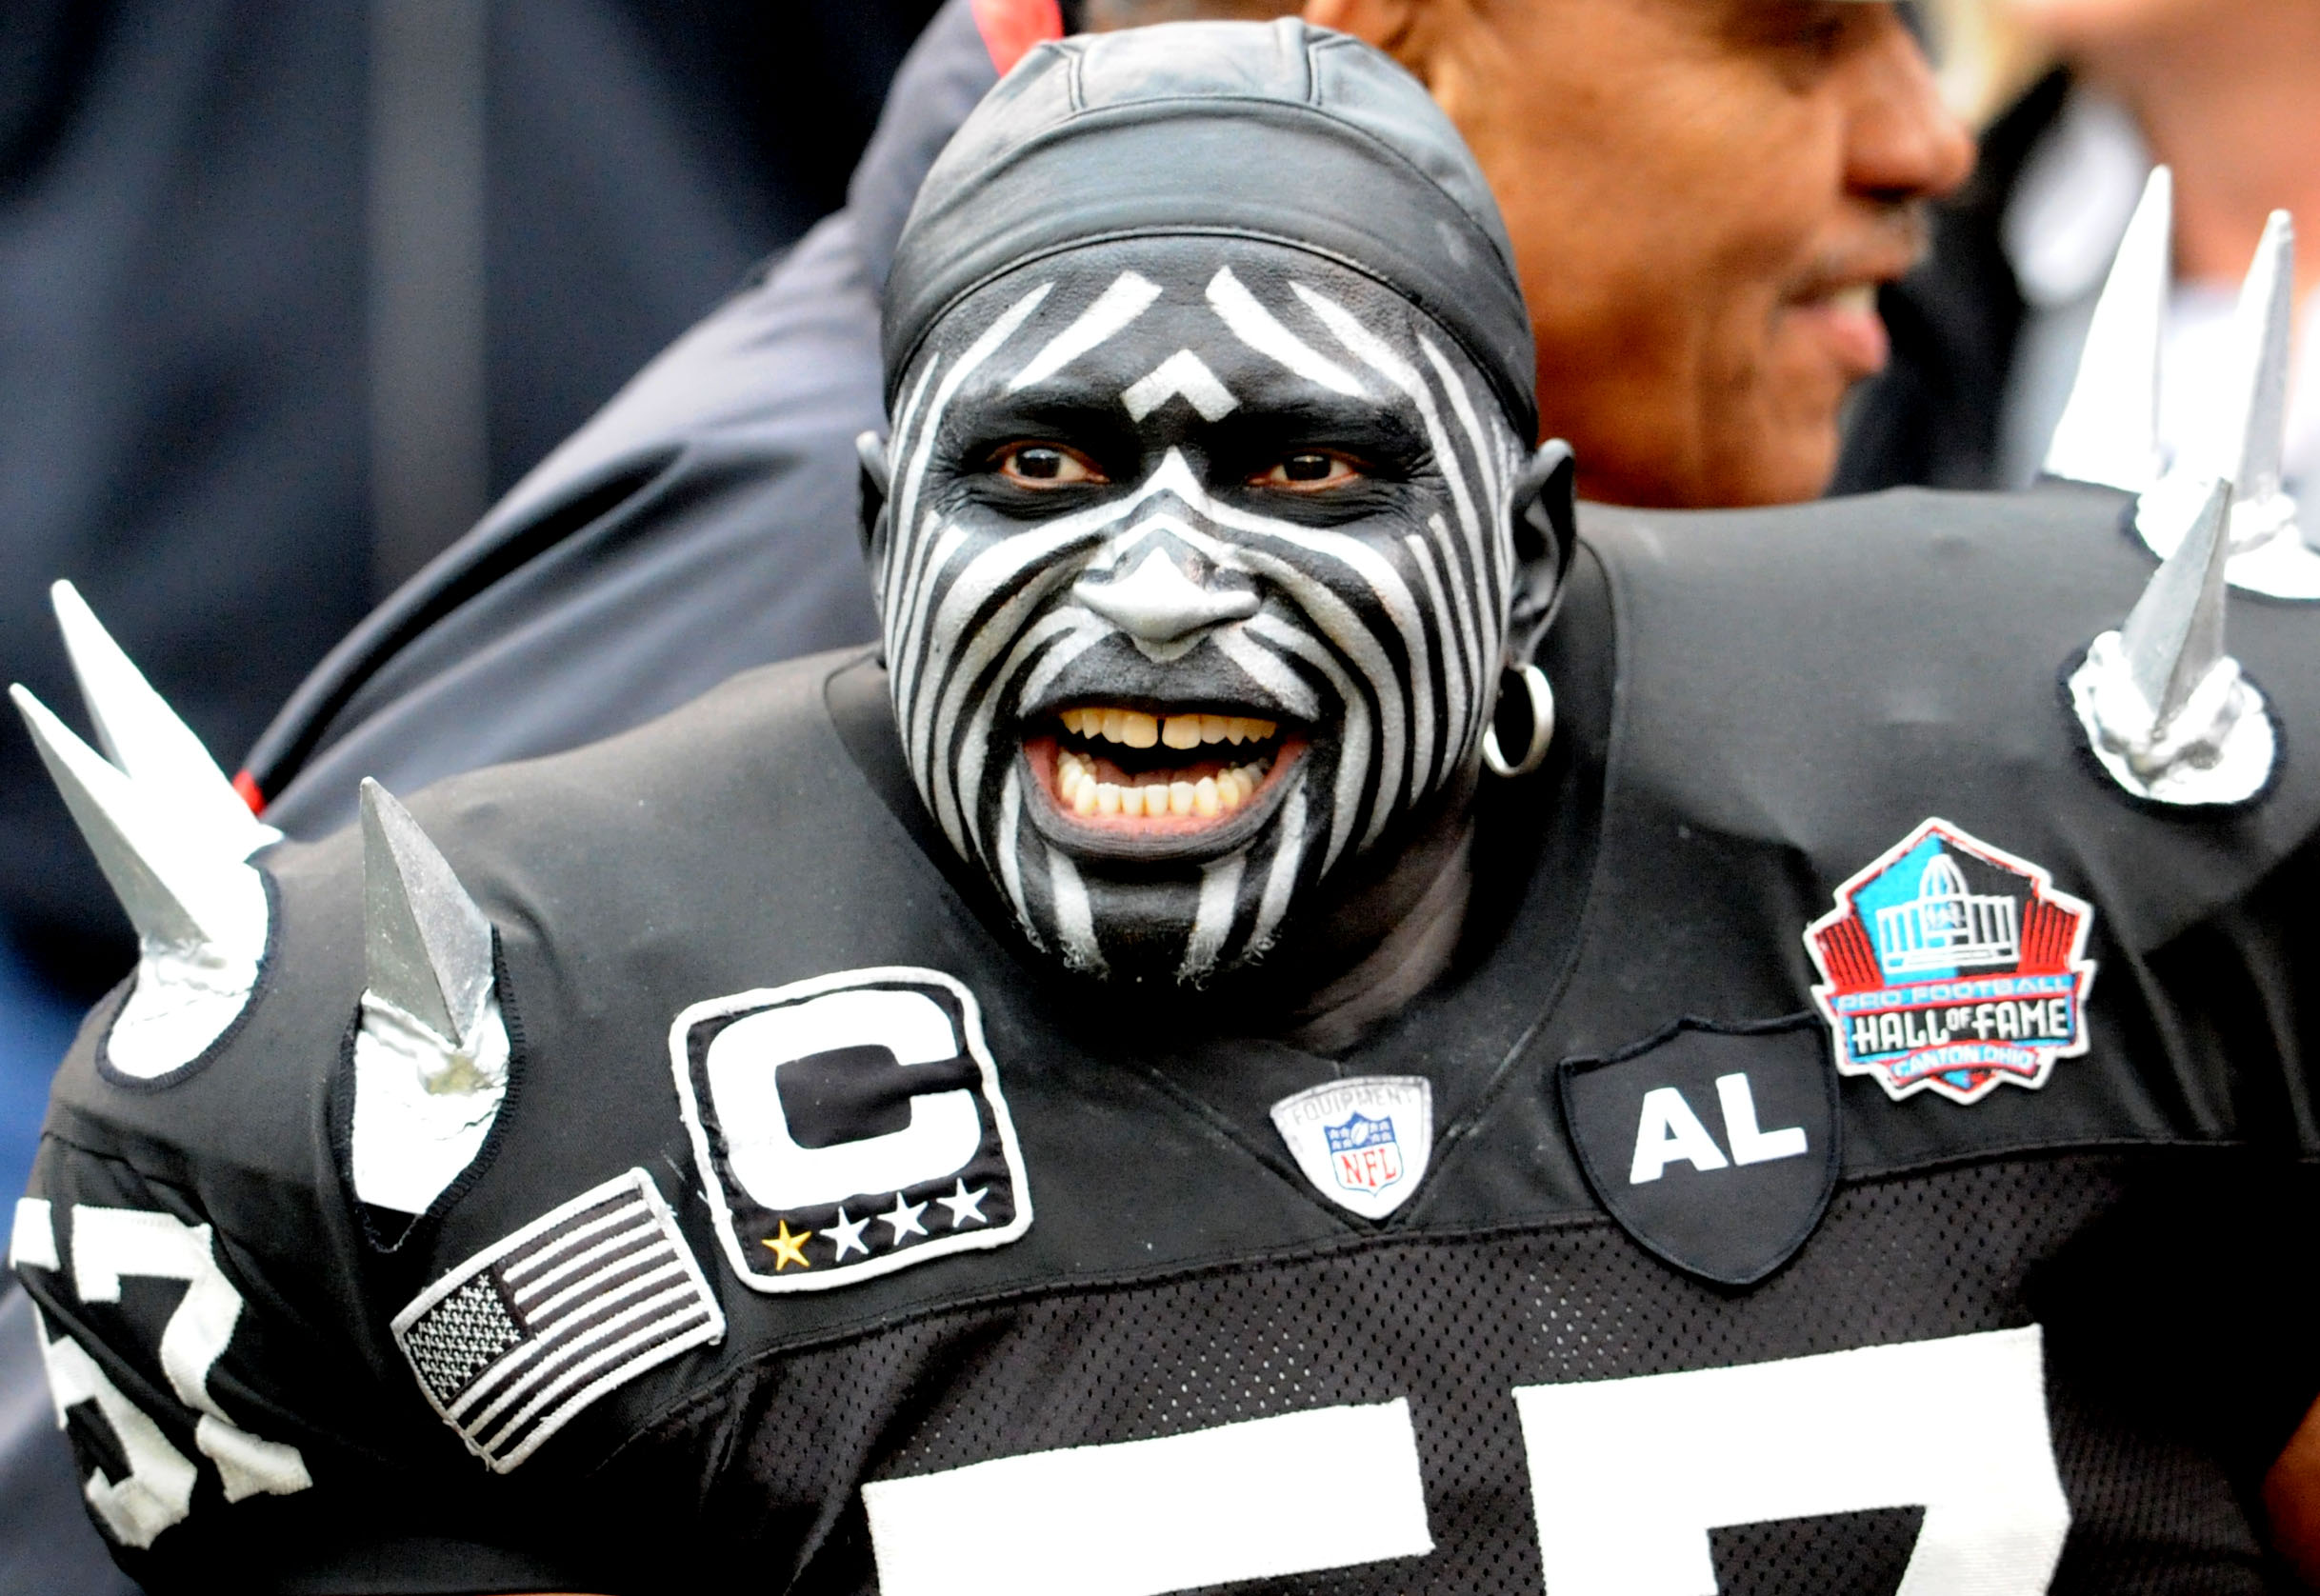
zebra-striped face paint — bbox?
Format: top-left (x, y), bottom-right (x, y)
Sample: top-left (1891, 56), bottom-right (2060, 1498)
top-left (876, 239), bottom-right (1527, 983)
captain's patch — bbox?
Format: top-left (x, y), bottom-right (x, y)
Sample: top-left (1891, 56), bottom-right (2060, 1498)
top-left (1804, 818), bottom-right (2096, 1105)
top-left (390, 1168), bottom-right (724, 1472)
top-left (1270, 1076), bottom-right (1431, 1220)
top-left (670, 968), bottom-right (1032, 1292)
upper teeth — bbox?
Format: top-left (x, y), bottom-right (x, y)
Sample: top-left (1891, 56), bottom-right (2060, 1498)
top-left (1060, 708), bottom-right (1276, 748)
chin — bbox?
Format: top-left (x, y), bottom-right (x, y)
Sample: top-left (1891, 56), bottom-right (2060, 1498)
top-left (1704, 407), bottom-right (1846, 509)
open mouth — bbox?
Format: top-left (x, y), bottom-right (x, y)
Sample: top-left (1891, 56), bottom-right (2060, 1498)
top-left (1023, 703), bottom-right (1305, 842)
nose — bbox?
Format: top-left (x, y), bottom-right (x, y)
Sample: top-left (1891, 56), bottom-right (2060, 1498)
top-left (1073, 549), bottom-right (1258, 644)
top-left (1843, 8), bottom-right (1976, 207)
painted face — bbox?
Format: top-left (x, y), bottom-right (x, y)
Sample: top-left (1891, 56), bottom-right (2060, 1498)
top-left (875, 238), bottom-right (1528, 984)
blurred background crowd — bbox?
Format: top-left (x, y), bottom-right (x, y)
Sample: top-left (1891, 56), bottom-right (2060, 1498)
top-left (1, 0), bottom-right (2315, 1586)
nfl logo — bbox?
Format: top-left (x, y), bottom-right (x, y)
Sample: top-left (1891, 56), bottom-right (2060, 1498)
top-left (1326, 1112), bottom-right (1403, 1195)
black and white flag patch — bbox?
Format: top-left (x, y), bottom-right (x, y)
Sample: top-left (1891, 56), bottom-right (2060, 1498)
top-left (1557, 1015), bottom-right (1839, 1287)
top-left (670, 968), bottom-right (1032, 1293)
top-left (390, 1168), bottom-right (724, 1472)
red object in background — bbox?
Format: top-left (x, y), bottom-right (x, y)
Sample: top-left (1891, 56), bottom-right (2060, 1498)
top-left (232, 769), bottom-right (266, 816)
top-left (971, 0), bottom-right (1065, 74)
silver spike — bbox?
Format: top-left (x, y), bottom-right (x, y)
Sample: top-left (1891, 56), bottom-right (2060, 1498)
top-left (50, 581), bottom-right (280, 858)
top-left (2071, 477), bottom-right (2275, 804)
top-left (2121, 475), bottom-right (2231, 723)
top-left (359, 779), bottom-right (492, 1047)
top-left (2221, 209), bottom-right (2293, 510)
top-left (2132, 208), bottom-right (2317, 597)
top-left (10, 684), bottom-right (264, 955)
top-left (2045, 166), bottom-right (2170, 492)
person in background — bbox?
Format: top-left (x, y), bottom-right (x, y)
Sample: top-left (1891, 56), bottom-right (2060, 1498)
top-left (239, 0), bottom-right (1973, 847)
top-left (1836, 0), bottom-right (2320, 493)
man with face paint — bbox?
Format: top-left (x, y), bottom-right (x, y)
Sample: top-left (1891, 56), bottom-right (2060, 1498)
top-left (864, 218), bottom-right (1553, 1039)
top-left (15, 21), bottom-right (2320, 1595)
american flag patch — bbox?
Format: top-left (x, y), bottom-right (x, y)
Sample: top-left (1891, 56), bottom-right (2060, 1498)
top-left (391, 1169), bottom-right (724, 1472)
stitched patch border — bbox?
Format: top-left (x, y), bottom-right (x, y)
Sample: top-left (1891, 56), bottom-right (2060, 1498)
top-left (669, 967), bottom-right (1033, 1294)
top-left (390, 1168), bottom-right (724, 1472)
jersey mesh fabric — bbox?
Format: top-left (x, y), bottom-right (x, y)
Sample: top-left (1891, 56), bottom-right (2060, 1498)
top-left (590, 1153), bottom-right (2281, 1595)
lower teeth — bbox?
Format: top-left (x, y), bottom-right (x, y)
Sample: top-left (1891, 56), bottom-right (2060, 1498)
top-left (1054, 752), bottom-right (1270, 818)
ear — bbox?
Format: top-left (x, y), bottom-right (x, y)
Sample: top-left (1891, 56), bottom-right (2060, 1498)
top-left (1303, 0), bottom-right (1423, 60)
top-left (856, 430), bottom-right (893, 609)
top-left (1505, 438), bottom-right (1576, 668)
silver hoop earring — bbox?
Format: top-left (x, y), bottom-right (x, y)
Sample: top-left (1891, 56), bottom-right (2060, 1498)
top-left (1482, 663), bottom-right (1554, 778)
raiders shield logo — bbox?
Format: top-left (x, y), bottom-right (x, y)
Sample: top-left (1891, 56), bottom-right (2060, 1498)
top-left (1557, 1015), bottom-right (1839, 1287)
top-left (669, 968), bottom-right (1031, 1292)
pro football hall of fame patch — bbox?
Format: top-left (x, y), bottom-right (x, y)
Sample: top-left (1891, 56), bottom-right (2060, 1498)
top-left (1804, 818), bottom-right (2097, 1106)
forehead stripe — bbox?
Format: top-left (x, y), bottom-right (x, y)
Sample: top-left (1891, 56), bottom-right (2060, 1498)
top-left (1205, 268), bottom-right (1366, 398)
top-left (1122, 350), bottom-right (1239, 423)
top-left (1009, 271), bottom-right (1163, 392)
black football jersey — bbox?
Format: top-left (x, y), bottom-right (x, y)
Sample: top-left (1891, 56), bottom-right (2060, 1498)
top-left (17, 480), bottom-right (2320, 1595)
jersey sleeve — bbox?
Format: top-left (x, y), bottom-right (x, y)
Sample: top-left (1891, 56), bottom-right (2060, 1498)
top-left (10, 1117), bottom-right (595, 1593)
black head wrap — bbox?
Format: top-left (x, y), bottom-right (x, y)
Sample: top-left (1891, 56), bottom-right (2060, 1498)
top-left (881, 18), bottom-right (1537, 440)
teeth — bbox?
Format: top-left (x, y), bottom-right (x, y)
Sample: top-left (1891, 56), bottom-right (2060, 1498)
top-left (1062, 708), bottom-right (1277, 748)
top-left (1054, 750), bottom-right (1272, 821)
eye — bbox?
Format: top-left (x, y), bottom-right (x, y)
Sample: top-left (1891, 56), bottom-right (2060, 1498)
top-left (996, 444), bottom-right (1106, 487)
top-left (1254, 452), bottom-right (1361, 490)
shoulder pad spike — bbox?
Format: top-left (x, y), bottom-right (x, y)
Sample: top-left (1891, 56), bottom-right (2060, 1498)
top-left (2133, 208), bottom-right (2316, 596)
top-left (359, 779), bottom-right (493, 1047)
top-left (50, 582), bottom-right (280, 858)
top-left (2222, 209), bottom-right (2293, 508)
top-left (2044, 165), bottom-right (2169, 492)
top-left (10, 684), bottom-right (264, 957)
top-left (2121, 474), bottom-right (2231, 724)
top-left (2070, 478), bottom-right (2275, 805)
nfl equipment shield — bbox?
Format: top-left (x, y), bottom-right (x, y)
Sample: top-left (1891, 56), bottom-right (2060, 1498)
top-left (1270, 1076), bottom-right (1432, 1220)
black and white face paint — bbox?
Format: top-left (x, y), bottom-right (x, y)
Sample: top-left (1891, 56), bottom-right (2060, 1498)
top-left (874, 239), bottom-right (1529, 984)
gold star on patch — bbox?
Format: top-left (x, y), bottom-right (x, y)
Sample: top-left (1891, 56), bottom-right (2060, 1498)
top-left (763, 1219), bottom-right (813, 1271)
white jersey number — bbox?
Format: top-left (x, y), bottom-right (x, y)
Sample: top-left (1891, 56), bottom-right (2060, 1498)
top-left (867, 1327), bottom-right (2067, 1596)
top-left (1514, 1327), bottom-right (2069, 1595)
top-left (11, 1197), bottom-right (311, 1547)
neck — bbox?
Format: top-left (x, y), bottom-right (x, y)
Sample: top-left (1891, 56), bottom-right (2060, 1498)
top-left (2075, 4), bottom-right (2320, 295)
top-left (1283, 826), bottom-right (1473, 1053)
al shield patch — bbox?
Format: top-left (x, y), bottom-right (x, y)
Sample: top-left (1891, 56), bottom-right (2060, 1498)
top-left (1557, 1016), bottom-right (1838, 1287)
top-left (670, 968), bottom-right (1030, 1292)
top-left (1804, 817), bottom-right (2096, 1106)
